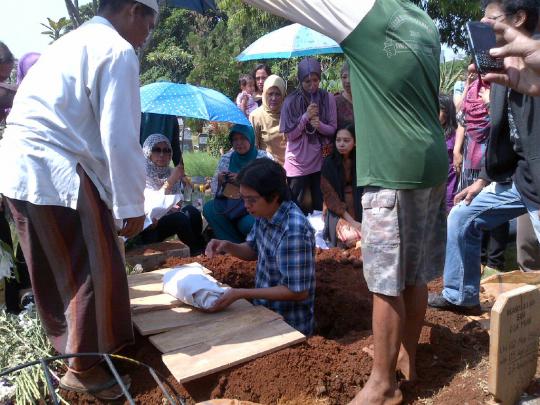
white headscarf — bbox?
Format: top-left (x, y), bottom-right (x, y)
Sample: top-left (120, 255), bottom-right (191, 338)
top-left (142, 134), bottom-right (181, 194)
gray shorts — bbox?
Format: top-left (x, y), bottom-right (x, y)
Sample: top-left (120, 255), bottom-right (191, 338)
top-left (361, 184), bottom-right (447, 296)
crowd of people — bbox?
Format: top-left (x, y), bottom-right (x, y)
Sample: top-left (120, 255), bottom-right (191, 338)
top-left (2, 0), bottom-right (540, 403)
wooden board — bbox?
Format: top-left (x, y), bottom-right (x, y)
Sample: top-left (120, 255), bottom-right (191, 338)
top-left (131, 293), bottom-right (183, 314)
top-left (126, 240), bottom-right (190, 270)
top-left (488, 285), bottom-right (540, 405)
top-left (162, 317), bottom-right (305, 383)
top-left (133, 298), bottom-right (253, 335)
top-left (150, 305), bottom-right (282, 353)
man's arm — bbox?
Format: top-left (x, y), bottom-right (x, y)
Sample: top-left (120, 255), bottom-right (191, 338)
top-left (96, 49), bottom-right (145, 220)
top-left (241, 0), bottom-right (373, 43)
top-left (205, 239), bottom-right (258, 261)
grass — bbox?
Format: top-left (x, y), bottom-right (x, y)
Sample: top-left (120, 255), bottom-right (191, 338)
top-left (183, 151), bottom-right (218, 178)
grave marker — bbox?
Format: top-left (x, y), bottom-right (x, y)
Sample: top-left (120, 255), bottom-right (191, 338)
top-left (488, 285), bottom-right (540, 405)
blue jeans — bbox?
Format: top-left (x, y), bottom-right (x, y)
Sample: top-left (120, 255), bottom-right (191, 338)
top-left (442, 182), bottom-right (540, 306)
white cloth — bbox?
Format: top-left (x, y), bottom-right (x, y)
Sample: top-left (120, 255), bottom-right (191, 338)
top-left (143, 188), bottom-right (182, 229)
top-left (241, 0), bottom-right (373, 43)
top-left (0, 16), bottom-right (145, 220)
top-left (162, 263), bottom-right (229, 310)
top-left (308, 210), bottom-right (329, 249)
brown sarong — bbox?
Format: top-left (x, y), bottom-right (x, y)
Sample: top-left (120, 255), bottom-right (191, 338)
top-left (5, 166), bottom-right (133, 372)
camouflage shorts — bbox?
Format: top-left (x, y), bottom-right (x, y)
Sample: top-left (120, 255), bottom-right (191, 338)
top-left (361, 184), bottom-right (447, 296)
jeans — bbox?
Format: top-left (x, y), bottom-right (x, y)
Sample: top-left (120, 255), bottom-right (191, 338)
top-left (442, 182), bottom-right (540, 306)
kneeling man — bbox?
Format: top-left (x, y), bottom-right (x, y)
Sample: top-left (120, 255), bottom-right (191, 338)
top-left (206, 158), bottom-right (315, 335)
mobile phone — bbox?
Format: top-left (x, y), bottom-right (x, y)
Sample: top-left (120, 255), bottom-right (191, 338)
top-left (466, 21), bottom-right (504, 74)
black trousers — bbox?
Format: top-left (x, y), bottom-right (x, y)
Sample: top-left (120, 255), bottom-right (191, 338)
top-left (481, 221), bottom-right (510, 270)
top-left (140, 205), bottom-right (204, 255)
top-left (288, 172), bottom-right (323, 214)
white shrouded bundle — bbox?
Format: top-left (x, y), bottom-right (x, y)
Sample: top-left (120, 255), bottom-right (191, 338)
top-left (162, 263), bottom-right (229, 310)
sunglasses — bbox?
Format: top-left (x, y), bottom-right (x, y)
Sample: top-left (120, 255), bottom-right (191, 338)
top-left (151, 147), bottom-right (172, 155)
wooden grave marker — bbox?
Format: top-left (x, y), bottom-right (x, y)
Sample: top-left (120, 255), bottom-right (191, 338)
top-left (488, 284), bottom-right (540, 405)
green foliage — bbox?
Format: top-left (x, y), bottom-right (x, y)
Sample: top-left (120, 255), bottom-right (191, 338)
top-left (440, 58), bottom-right (468, 95)
top-left (207, 126), bottom-right (231, 158)
top-left (0, 308), bottom-right (66, 404)
top-left (40, 17), bottom-right (72, 43)
top-left (183, 151), bottom-right (219, 177)
top-left (412, 0), bottom-right (482, 51)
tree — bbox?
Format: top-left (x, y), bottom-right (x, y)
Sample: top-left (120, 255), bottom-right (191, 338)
top-left (412, 0), bottom-right (482, 51)
top-left (40, 17), bottom-right (72, 43)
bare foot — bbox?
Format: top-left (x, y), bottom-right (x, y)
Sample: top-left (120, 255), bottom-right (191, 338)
top-left (347, 376), bottom-right (403, 405)
top-left (60, 366), bottom-right (130, 400)
top-left (362, 344), bottom-right (417, 382)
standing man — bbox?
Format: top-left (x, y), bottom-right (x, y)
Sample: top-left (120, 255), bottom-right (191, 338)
top-left (0, 0), bottom-right (158, 400)
top-left (240, 1), bottom-right (448, 404)
top-left (206, 158), bottom-right (316, 336)
top-left (428, 0), bottom-right (540, 312)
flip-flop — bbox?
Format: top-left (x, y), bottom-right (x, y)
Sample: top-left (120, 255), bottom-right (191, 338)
top-left (59, 374), bottom-right (131, 401)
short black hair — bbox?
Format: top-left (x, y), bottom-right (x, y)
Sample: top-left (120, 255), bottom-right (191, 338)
top-left (239, 74), bottom-right (254, 88)
top-left (438, 93), bottom-right (457, 137)
top-left (237, 158), bottom-right (291, 204)
top-left (98, 0), bottom-right (155, 16)
top-left (481, 0), bottom-right (540, 33)
top-left (0, 42), bottom-right (14, 65)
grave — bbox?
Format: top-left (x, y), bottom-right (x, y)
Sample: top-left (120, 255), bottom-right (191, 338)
top-left (488, 285), bottom-right (540, 405)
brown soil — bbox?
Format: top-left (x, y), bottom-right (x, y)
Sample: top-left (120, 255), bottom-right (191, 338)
top-left (62, 248), bottom-right (497, 404)
top-left (127, 240), bottom-right (188, 256)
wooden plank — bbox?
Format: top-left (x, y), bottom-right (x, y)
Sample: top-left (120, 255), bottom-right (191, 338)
top-left (482, 270), bottom-right (540, 285)
top-left (129, 282), bottom-right (163, 300)
top-left (162, 318), bottom-right (306, 383)
top-left (131, 293), bottom-right (183, 314)
top-left (133, 299), bottom-right (253, 335)
top-left (488, 285), bottom-right (540, 405)
top-left (150, 305), bottom-right (282, 353)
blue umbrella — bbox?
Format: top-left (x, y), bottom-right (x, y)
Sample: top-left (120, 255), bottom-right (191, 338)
top-left (140, 82), bottom-right (251, 126)
top-left (236, 23), bottom-right (343, 61)
top-left (166, 0), bottom-right (216, 13)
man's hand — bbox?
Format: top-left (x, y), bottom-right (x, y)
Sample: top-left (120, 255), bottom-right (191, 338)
top-left (481, 19), bottom-right (540, 96)
top-left (205, 239), bottom-right (229, 258)
top-left (119, 215), bottom-right (145, 238)
top-left (454, 179), bottom-right (488, 206)
top-left (206, 289), bottom-right (241, 312)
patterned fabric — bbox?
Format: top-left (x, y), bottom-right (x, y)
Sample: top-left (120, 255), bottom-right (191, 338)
top-left (6, 166), bottom-right (133, 372)
top-left (142, 133), bottom-right (181, 194)
top-left (246, 200), bottom-right (316, 335)
top-left (361, 184), bottom-right (446, 296)
top-left (210, 148), bottom-right (272, 194)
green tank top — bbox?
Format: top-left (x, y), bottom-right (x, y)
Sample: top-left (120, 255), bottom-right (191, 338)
top-left (341, 0), bottom-right (448, 189)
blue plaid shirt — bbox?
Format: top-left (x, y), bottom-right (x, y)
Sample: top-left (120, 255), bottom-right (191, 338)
top-left (246, 200), bottom-right (316, 335)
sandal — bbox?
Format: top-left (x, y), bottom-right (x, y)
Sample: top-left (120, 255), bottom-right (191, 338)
top-left (59, 374), bottom-right (131, 401)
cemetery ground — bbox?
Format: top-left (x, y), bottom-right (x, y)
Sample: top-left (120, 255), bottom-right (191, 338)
top-left (59, 246), bottom-right (540, 405)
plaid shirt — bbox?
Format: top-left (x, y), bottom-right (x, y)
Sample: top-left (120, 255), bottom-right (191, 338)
top-left (246, 200), bottom-right (316, 335)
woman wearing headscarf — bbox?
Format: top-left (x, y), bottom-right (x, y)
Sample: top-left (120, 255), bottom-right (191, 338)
top-left (335, 61), bottom-right (354, 129)
top-left (249, 74), bottom-right (287, 165)
top-left (280, 57), bottom-right (337, 214)
top-left (16, 52), bottom-right (41, 85)
top-left (203, 124), bottom-right (272, 243)
top-left (138, 134), bottom-right (204, 255)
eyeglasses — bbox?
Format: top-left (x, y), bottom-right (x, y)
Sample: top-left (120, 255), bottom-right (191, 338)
top-left (239, 194), bottom-right (261, 205)
top-left (485, 13), bottom-right (514, 21)
top-left (151, 147), bottom-right (172, 155)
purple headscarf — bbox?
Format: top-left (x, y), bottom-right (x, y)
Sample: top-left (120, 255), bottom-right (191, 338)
top-left (280, 57), bottom-right (332, 134)
top-left (16, 52), bottom-right (40, 85)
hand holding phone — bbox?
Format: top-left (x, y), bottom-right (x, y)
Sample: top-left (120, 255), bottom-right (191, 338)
top-left (466, 21), bottom-right (504, 75)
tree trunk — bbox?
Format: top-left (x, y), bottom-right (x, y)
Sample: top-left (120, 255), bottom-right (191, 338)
top-left (64, 0), bottom-right (82, 28)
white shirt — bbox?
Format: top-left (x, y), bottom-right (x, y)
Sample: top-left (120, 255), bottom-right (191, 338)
top-left (0, 16), bottom-right (145, 220)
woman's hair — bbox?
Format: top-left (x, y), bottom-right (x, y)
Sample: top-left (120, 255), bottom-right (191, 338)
top-left (237, 158), bottom-right (291, 203)
top-left (252, 63), bottom-right (272, 79)
top-left (239, 74), bottom-right (254, 88)
top-left (341, 61), bottom-right (349, 75)
top-left (481, 0), bottom-right (540, 33)
top-left (335, 123), bottom-right (356, 157)
top-left (0, 42), bottom-right (14, 65)
top-left (439, 94), bottom-right (457, 137)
